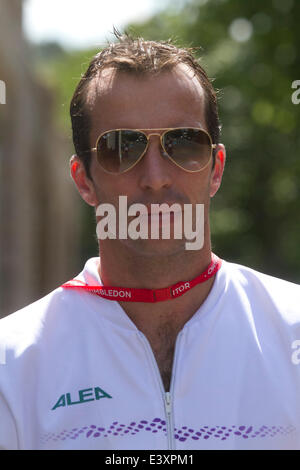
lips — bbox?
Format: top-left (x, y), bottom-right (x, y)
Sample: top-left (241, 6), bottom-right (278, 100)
top-left (140, 204), bottom-right (184, 231)
top-left (144, 203), bottom-right (183, 215)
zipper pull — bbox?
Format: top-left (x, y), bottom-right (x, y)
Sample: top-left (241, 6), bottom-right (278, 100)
top-left (165, 392), bottom-right (171, 415)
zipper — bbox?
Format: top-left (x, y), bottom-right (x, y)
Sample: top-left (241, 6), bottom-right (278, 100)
top-left (138, 330), bottom-right (183, 450)
top-left (164, 392), bottom-right (172, 449)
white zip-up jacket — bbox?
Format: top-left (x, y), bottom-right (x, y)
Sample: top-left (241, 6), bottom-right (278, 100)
top-left (1, 257), bottom-right (300, 450)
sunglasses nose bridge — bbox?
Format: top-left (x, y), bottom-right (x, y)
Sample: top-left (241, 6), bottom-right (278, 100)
top-left (146, 132), bottom-right (162, 138)
top-left (137, 131), bottom-right (169, 171)
top-left (143, 131), bottom-right (166, 155)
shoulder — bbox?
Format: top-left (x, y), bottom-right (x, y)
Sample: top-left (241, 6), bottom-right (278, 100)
top-left (223, 259), bottom-right (299, 293)
top-left (0, 287), bottom-right (66, 357)
top-left (0, 284), bottom-right (100, 363)
top-left (221, 259), bottom-right (300, 321)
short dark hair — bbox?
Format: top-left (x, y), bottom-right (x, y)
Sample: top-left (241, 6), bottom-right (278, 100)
top-left (70, 31), bottom-right (221, 179)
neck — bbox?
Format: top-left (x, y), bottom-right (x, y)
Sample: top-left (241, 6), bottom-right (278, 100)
top-left (98, 239), bottom-right (212, 289)
top-left (97, 237), bottom-right (215, 333)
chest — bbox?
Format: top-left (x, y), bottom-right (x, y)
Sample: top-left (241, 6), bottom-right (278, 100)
top-left (152, 345), bottom-right (174, 392)
top-left (19, 319), bottom-right (300, 450)
top-left (145, 328), bottom-right (179, 392)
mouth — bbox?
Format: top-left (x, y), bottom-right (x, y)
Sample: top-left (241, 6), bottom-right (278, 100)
top-left (143, 204), bottom-right (183, 230)
top-left (144, 203), bottom-right (183, 216)
top-left (125, 201), bottom-right (185, 231)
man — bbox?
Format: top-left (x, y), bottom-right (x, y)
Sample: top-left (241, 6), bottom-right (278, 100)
top-left (0, 33), bottom-right (300, 450)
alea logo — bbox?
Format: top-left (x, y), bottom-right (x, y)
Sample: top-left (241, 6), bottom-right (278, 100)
top-left (52, 386), bottom-right (112, 410)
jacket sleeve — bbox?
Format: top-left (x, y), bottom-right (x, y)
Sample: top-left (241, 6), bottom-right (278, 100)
top-left (0, 389), bottom-right (18, 450)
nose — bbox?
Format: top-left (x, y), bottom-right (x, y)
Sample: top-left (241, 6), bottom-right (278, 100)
top-left (138, 134), bottom-right (172, 191)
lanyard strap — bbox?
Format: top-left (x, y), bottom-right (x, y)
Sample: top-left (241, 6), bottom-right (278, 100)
top-left (61, 253), bottom-right (222, 303)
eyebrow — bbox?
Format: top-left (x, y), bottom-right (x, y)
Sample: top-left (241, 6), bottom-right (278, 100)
top-left (109, 123), bottom-right (206, 130)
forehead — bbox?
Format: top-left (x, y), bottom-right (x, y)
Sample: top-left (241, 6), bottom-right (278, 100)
top-left (86, 64), bottom-right (207, 135)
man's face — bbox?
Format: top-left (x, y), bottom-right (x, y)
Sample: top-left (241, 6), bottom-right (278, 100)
top-left (72, 64), bottom-right (225, 256)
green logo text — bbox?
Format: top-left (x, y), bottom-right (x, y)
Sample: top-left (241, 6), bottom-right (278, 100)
top-left (52, 386), bottom-right (112, 410)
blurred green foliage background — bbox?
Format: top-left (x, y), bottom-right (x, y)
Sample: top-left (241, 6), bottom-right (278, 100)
top-left (33, 0), bottom-right (300, 282)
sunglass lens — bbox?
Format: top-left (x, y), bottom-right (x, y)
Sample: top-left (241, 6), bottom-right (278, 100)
top-left (97, 130), bottom-right (147, 173)
top-left (163, 128), bottom-right (212, 171)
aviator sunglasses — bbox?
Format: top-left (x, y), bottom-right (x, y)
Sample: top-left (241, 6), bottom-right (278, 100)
top-left (87, 127), bottom-right (217, 174)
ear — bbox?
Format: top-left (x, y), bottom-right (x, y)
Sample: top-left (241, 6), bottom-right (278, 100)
top-left (70, 155), bottom-right (98, 207)
top-left (209, 144), bottom-right (226, 198)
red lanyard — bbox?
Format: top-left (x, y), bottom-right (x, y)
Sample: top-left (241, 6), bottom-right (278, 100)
top-left (61, 253), bottom-right (222, 303)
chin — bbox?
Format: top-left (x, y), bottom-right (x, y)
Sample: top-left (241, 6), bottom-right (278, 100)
top-left (120, 237), bottom-right (189, 258)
